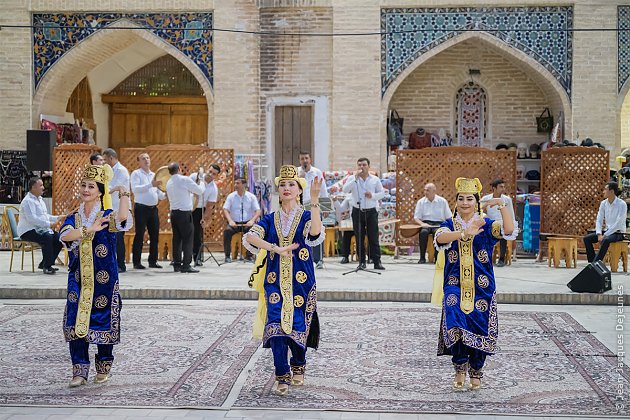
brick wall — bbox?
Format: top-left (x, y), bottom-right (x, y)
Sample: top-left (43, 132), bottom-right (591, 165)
top-left (389, 39), bottom-right (550, 148)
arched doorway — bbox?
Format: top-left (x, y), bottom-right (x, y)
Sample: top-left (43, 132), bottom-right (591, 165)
top-left (101, 55), bottom-right (208, 149)
top-left (381, 32), bottom-right (572, 153)
top-left (618, 81), bottom-right (630, 152)
top-left (32, 20), bottom-right (214, 146)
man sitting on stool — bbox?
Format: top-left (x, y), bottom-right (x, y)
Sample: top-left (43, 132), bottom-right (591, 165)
top-left (413, 183), bottom-right (452, 264)
top-left (222, 177), bottom-right (261, 263)
top-left (481, 178), bottom-right (516, 267)
top-left (583, 181), bottom-right (627, 263)
top-left (18, 177), bottom-right (65, 274)
top-left (165, 162), bottom-right (204, 273)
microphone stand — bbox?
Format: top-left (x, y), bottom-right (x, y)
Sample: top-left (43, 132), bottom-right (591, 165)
top-left (343, 177), bottom-right (380, 276)
top-left (238, 200), bottom-right (245, 262)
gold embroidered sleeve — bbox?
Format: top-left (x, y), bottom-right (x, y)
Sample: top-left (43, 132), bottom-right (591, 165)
top-left (108, 213), bottom-right (119, 232)
top-left (303, 220), bottom-right (312, 238)
top-left (59, 224), bottom-right (74, 236)
top-left (250, 224), bottom-right (265, 239)
top-left (491, 220), bottom-right (502, 239)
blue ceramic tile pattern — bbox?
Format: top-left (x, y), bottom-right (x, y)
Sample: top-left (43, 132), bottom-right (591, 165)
top-left (381, 7), bottom-right (573, 97)
top-left (619, 6), bottom-right (630, 92)
top-left (32, 12), bottom-right (213, 90)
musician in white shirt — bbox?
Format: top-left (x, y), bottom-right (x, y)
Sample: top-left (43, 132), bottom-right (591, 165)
top-left (130, 152), bottom-right (166, 269)
top-left (166, 162), bottom-right (204, 273)
top-left (190, 163), bottom-right (220, 265)
top-left (222, 177), bottom-right (261, 263)
top-left (481, 179), bottom-right (516, 267)
top-left (583, 181), bottom-right (628, 263)
top-left (413, 183), bottom-right (452, 264)
top-left (342, 157), bottom-right (386, 270)
top-left (103, 148), bottom-right (130, 273)
top-left (299, 151), bottom-right (328, 269)
top-left (17, 177), bottom-right (64, 274)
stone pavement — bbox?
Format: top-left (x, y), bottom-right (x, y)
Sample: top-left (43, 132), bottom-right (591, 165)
top-left (0, 300), bottom-right (628, 420)
top-left (1, 252), bottom-right (629, 304)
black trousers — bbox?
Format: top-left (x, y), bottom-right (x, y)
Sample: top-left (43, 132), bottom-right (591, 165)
top-left (418, 220), bottom-right (442, 262)
top-left (116, 231), bottom-right (125, 270)
top-left (20, 229), bottom-right (62, 269)
top-left (583, 232), bottom-right (625, 262)
top-left (171, 210), bottom-right (194, 268)
top-left (340, 230), bottom-right (354, 257)
top-left (351, 207), bottom-right (380, 264)
top-left (133, 203), bottom-right (159, 265)
top-left (223, 224), bottom-right (251, 258)
top-left (192, 208), bottom-right (204, 262)
top-left (498, 238), bottom-right (507, 262)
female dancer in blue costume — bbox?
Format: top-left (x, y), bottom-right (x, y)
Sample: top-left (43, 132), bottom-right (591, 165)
top-left (244, 165), bottom-right (324, 396)
top-left (434, 178), bottom-right (516, 390)
top-left (59, 164), bottom-right (132, 387)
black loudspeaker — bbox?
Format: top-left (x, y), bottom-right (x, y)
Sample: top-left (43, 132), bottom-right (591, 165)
top-left (26, 129), bottom-right (56, 171)
top-left (567, 260), bottom-right (612, 293)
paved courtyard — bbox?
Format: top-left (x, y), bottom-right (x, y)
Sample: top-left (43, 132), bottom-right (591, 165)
top-left (1, 252), bottom-right (629, 419)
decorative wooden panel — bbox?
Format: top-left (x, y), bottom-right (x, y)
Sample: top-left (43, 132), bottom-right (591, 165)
top-left (274, 106), bottom-right (313, 175)
top-left (119, 145), bottom-right (234, 246)
top-left (540, 147), bottom-right (609, 237)
top-left (395, 147), bottom-right (517, 245)
top-left (52, 144), bottom-right (102, 216)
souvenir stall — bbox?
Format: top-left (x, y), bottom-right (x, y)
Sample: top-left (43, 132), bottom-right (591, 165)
top-left (0, 150), bottom-right (29, 250)
top-left (234, 153), bottom-right (272, 216)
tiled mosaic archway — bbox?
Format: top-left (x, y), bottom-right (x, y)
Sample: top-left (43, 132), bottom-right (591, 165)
top-left (32, 12), bottom-right (213, 91)
top-left (381, 7), bottom-right (573, 97)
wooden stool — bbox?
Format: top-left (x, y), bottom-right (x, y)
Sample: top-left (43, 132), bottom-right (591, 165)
top-left (426, 233), bottom-right (435, 263)
top-left (547, 237), bottom-right (577, 268)
top-left (604, 241), bottom-right (629, 273)
top-left (349, 236), bottom-right (368, 262)
top-left (157, 231), bottom-right (173, 261)
top-left (231, 232), bottom-right (244, 260)
top-left (124, 232), bottom-right (134, 263)
top-left (492, 240), bottom-right (514, 265)
top-left (324, 227), bottom-right (337, 257)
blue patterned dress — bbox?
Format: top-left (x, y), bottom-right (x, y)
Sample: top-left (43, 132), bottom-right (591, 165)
top-left (244, 206), bottom-right (322, 350)
top-left (435, 216), bottom-right (502, 357)
top-left (60, 208), bottom-right (131, 345)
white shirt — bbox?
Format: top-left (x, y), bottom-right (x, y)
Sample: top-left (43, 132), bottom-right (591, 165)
top-left (414, 195), bottom-right (452, 222)
top-left (299, 166), bottom-right (329, 204)
top-left (166, 174), bottom-right (204, 211)
top-left (189, 172), bottom-right (206, 209)
top-left (17, 192), bottom-right (59, 236)
top-left (204, 180), bottom-right (218, 206)
top-left (596, 197), bottom-right (628, 236)
top-left (130, 168), bottom-right (165, 206)
top-left (223, 191), bottom-right (260, 223)
top-left (343, 174), bottom-right (385, 210)
top-left (481, 193), bottom-right (515, 223)
top-left (110, 161), bottom-right (130, 211)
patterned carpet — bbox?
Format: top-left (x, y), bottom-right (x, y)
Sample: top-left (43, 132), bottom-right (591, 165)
top-left (0, 302), bottom-right (627, 416)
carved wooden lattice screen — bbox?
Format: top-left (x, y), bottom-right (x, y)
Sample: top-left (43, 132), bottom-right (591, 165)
top-left (52, 144), bottom-right (102, 215)
top-left (540, 147), bottom-right (609, 237)
top-left (119, 145), bottom-right (234, 245)
top-left (395, 147), bottom-right (516, 245)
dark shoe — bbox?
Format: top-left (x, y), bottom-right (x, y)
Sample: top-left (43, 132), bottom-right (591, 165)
top-left (148, 263), bottom-right (163, 269)
top-left (358, 262), bottom-right (366, 269)
top-left (224, 257), bottom-right (232, 264)
top-left (181, 266), bottom-right (199, 273)
top-left (43, 268), bottom-right (56, 275)
top-left (39, 262), bottom-right (58, 271)
top-left (316, 261), bottom-right (324, 269)
top-left (340, 257), bottom-right (349, 264)
top-left (374, 262), bottom-right (386, 270)
top-left (174, 265), bottom-right (181, 273)
top-left (194, 261), bottom-right (203, 267)
top-left (118, 266), bottom-right (126, 273)
top-left (418, 258), bottom-right (426, 264)
top-left (133, 264), bottom-right (146, 270)
top-left (496, 261), bottom-right (505, 267)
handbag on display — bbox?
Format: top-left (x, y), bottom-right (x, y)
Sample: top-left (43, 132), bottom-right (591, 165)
top-left (387, 109), bottom-right (404, 146)
top-left (536, 108), bottom-right (553, 133)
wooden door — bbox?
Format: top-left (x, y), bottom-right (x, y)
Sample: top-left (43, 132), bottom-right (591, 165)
top-left (274, 106), bottom-right (313, 173)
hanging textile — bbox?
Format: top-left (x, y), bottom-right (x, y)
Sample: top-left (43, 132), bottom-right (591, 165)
top-left (456, 84), bottom-right (486, 147)
top-left (523, 199), bottom-right (532, 252)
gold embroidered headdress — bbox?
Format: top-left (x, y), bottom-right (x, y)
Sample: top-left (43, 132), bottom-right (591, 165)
top-left (274, 165), bottom-right (307, 190)
top-left (455, 177), bottom-right (483, 195)
top-left (82, 164), bottom-right (114, 210)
